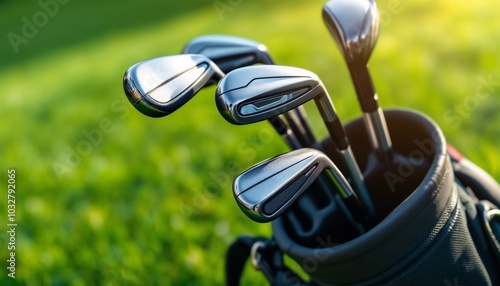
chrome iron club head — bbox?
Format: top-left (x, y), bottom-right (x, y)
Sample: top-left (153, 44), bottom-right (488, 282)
top-left (123, 54), bottom-right (223, 117)
top-left (233, 148), bottom-right (363, 223)
top-left (216, 65), bottom-right (334, 128)
top-left (182, 34), bottom-right (274, 73)
top-left (217, 65), bottom-right (377, 220)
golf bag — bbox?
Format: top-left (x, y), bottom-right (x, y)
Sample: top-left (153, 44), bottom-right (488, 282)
top-left (226, 109), bottom-right (500, 285)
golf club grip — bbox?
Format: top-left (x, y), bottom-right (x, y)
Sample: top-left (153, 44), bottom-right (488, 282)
top-left (350, 65), bottom-right (379, 113)
top-left (324, 120), bottom-right (349, 151)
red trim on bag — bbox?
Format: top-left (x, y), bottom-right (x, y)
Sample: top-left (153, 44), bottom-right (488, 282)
top-left (447, 144), bottom-right (464, 162)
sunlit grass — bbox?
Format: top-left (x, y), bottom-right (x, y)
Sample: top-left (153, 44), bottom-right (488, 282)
top-left (0, 0), bottom-right (499, 284)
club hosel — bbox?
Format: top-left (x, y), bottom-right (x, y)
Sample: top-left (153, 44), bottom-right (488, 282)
top-left (314, 93), bottom-right (349, 150)
top-left (324, 165), bottom-right (355, 197)
top-left (349, 65), bottom-right (379, 113)
top-left (327, 164), bottom-right (371, 226)
top-left (259, 52), bottom-right (275, 65)
top-left (204, 69), bottom-right (225, 88)
top-left (211, 67), bottom-right (225, 82)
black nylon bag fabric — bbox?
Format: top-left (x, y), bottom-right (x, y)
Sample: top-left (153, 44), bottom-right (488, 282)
top-left (271, 109), bottom-right (500, 285)
top-left (353, 185), bottom-right (498, 285)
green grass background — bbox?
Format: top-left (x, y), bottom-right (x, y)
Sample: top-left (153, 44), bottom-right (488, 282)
top-left (0, 0), bottom-right (499, 284)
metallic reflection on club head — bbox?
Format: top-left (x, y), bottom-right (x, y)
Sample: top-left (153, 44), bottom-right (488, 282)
top-left (182, 34), bottom-right (274, 73)
top-left (323, 0), bottom-right (380, 65)
top-left (233, 148), bottom-right (356, 223)
top-left (215, 65), bottom-right (328, 125)
top-left (123, 54), bottom-right (223, 117)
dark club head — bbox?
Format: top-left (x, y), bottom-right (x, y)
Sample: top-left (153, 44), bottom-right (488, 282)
top-left (322, 0), bottom-right (380, 66)
top-left (182, 34), bottom-right (274, 73)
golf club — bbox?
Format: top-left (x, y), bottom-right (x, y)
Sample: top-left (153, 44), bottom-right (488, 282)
top-left (216, 65), bottom-right (377, 220)
top-left (233, 148), bottom-right (366, 226)
top-left (323, 0), bottom-right (393, 165)
top-left (182, 34), bottom-right (317, 148)
top-left (123, 54), bottom-right (302, 150)
top-left (123, 54), bottom-right (224, 117)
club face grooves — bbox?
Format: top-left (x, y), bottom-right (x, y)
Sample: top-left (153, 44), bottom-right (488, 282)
top-left (262, 165), bottom-right (318, 216)
top-left (237, 87), bottom-right (310, 117)
top-left (147, 63), bottom-right (209, 103)
top-left (234, 149), bottom-right (332, 222)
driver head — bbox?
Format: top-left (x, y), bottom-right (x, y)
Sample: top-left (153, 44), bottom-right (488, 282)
top-left (322, 0), bottom-right (379, 66)
top-left (123, 54), bottom-right (223, 117)
top-left (182, 34), bottom-right (274, 73)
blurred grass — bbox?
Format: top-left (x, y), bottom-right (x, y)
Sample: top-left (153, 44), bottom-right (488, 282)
top-left (0, 0), bottom-right (499, 284)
